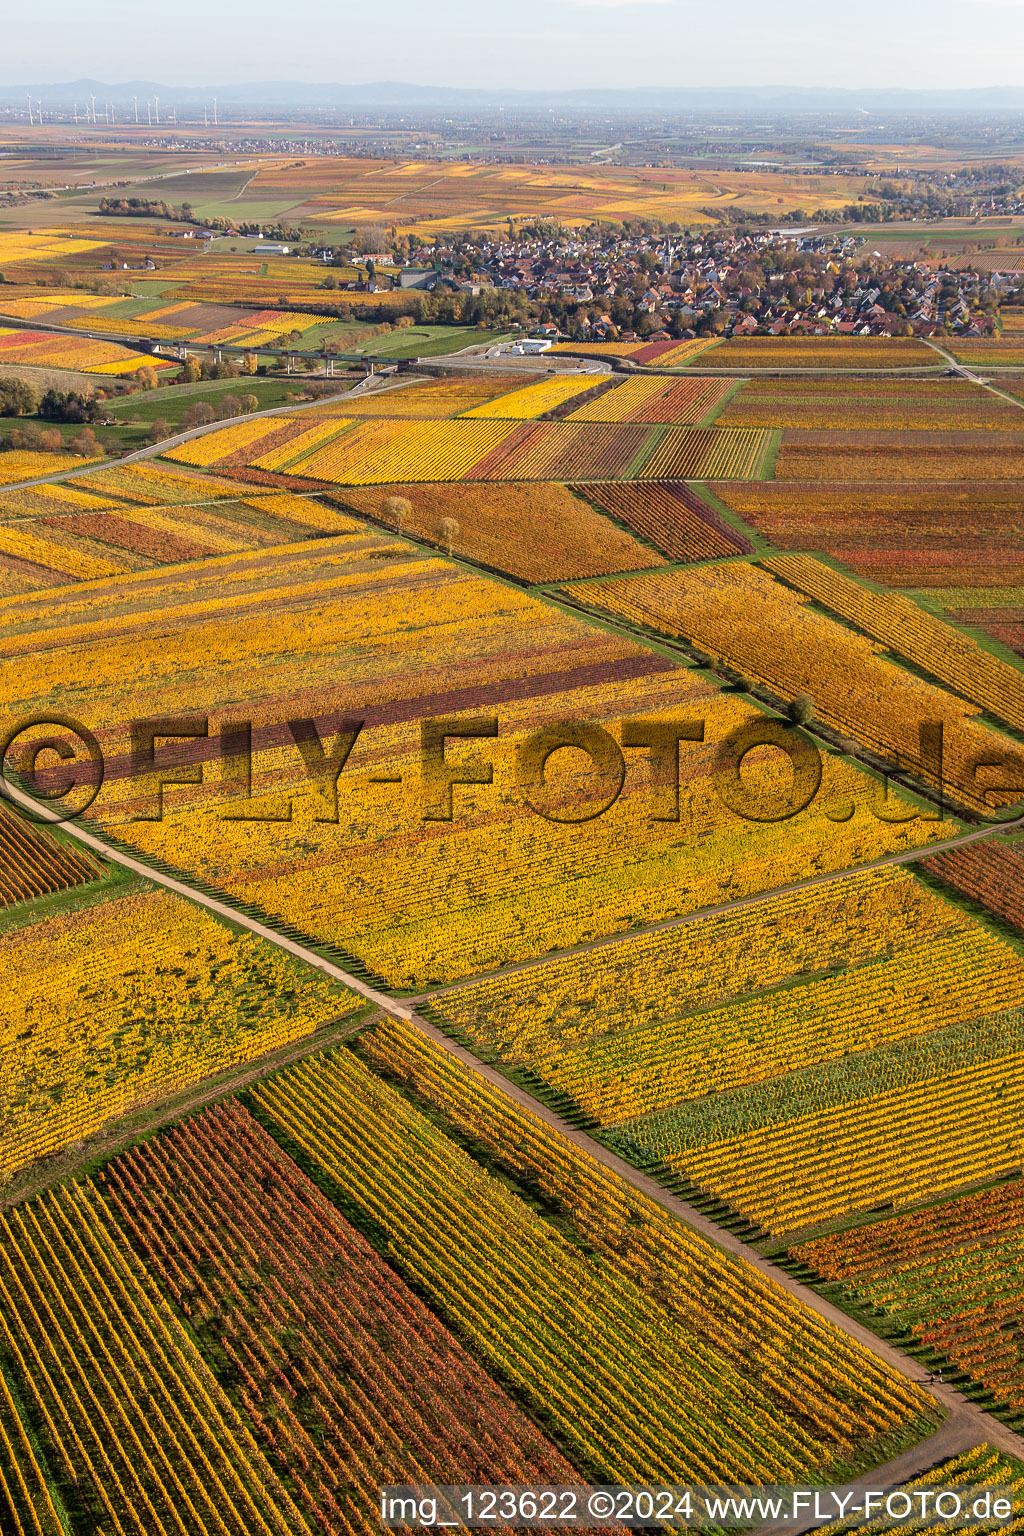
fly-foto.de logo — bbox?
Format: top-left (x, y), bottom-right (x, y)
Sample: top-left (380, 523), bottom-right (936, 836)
top-left (3, 711), bottom-right (1018, 829)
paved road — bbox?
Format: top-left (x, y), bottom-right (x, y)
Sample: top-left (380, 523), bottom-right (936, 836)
top-left (4, 769), bottom-right (1024, 1479)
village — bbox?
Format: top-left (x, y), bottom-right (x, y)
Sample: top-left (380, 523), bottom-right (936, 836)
top-left (342, 225), bottom-right (1011, 341)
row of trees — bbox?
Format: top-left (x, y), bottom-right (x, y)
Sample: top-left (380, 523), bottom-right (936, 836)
top-left (0, 379), bottom-right (110, 423)
top-left (0, 421), bottom-right (100, 455)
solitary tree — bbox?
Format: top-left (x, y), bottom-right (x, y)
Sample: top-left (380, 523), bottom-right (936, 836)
top-left (146, 418), bottom-right (170, 444)
top-left (438, 516), bottom-right (459, 556)
top-left (382, 494), bottom-right (412, 531)
top-left (135, 366), bottom-right (158, 391)
top-left (0, 377), bottom-right (39, 417)
top-left (788, 693), bottom-right (815, 727)
top-left (241, 394), bottom-right (260, 415)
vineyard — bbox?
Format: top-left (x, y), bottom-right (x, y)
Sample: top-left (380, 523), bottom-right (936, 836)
top-left (795, 1181), bottom-right (1024, 1413)
top-left (574, 481), bottom-right (753, 561)
top-left (708, 337), bottom-right (939, 368)
top-left (923, 837), bottom-right (1024, 933)
top-left (566, 376), bottom-right (733, 423)
top-left (0, 802), bottom-right (104, 906)
top-left (427, 867), bottom-right (971, 1066)
top-left (536, 920), bottom-right (1024, 1126)
top-left (761, 553), bottom-right (1024, 732)
top-left (717, 376), bottom-right (1024, 431)
top-left (159, 413), bottom-right (776, 484)
top-left (0, 450), bottom-right (101, 486)
top-left (0, 539), bottom-right (944, 990)
top-left (668, 1038), bottom-right (1024, 1236)
top-left (0, 1181), bottom-right (305, 1535)
top-left (101, 1099), bottom-right (575, 1530)
top-left (560, 560), bottom-right (1024, 812)
top-left (813, 1445), bottom-right (1024, 1534)
top-left (775, 430), bottom-right (1024, 482)
top-left (338, 373), bottom-right (533, 417)
top-left (248, 1032), bottom-right (933, 1480)
top-left (459, 373), bottom-right (602, 418)
top-left (334, 480), bottom-right (660, 580)
top-left (0, 460), bottom-right (367, 594)
top-left (425, 863), bottom-right (1024, 1226)
top-left (710, 479), bottom-right (1024, 589)
top-left (4, 135), bottom-right (1024, 1512)
top-left (0, 327), bottom-right (175, 375)
top-left (549, 338), bottom-right (720, 364)
top-left (0, 883), bottom-right (356, 1176)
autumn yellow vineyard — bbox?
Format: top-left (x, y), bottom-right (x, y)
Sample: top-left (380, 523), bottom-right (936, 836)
top-left (2, 111), bottom-right (1024, 1528)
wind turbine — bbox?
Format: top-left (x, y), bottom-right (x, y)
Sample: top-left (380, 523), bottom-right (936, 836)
top-left (147, 100), bottom-right (152, 126)
top-left (90, 94), bottom-right (97, 123)
top-left (154, 95), bottom-right (160, 124)
top-left (213, 96), bottom-right (218, 126)
top-left (26, 95), bottom-right (33, 126)
top-left (133, 95), bottom-right (139, 123)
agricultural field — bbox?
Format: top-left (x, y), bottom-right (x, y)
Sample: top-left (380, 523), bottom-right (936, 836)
top-left (249, 1023), bottom-right (934, 1477)
top-left (165, 411), bottom-right (777, 483)
top-left (334, 480), bottom-right (661, 580)
top-left (0, 1023), bottom-right (941, 1536)
top-left (426, 866), bottom-right (1024, 1234)
top-left (717, 376), bottom-right (1024, 431)
top-left (0, 326), bottom-right (177, 375)
top-left (5, 137), bottom-right (1024, 1510)
top-left (0, 448), bottom-right (102, 486)
top-left (923, 836), bottom-right (1024, 935)
top-left (228, 156), bottom-right (873, 237)
top-left (949, 338), bottom-right (1024, 366)
top-left (561, 560), bottom-right (1024, 813)
top-left (459, 372), bottom-right (602, 418)
top-left (337, 372), bottom-right (540, 417)
top-left (0, 878), bottom-right (358, 1177)
top-left (0, 539), bottom-right (946, 994)
top-left (565, 375), bottom-right (736, 424)
top-left (550, 337), bottom-right (721, 365)
top-left (710, 479), bottom-right (1024, 589)
top-left (0, 462), bottom-right (367, 593)
top-left (0, 801), bottom-right (103, 906)
top-left (774, 430), bottom-right (1024, 482)
top-left (574, 481), bottom-right (753, 561)
top-left (705, 337), bottom-right (940, 369)
top-left (795, 1182), bottom-right (1024, 1417)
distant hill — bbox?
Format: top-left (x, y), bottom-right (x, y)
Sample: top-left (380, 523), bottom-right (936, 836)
top-left (5, 79), bottom-right (1024, 114)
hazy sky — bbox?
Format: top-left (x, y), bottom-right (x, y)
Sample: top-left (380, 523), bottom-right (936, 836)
top-left (8, 0), bottom-right (1024, 90)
